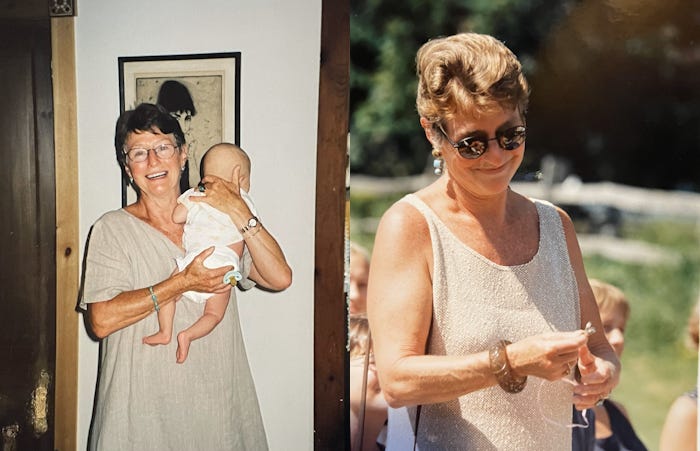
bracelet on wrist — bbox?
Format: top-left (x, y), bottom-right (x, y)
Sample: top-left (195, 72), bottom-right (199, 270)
top-left (489, 340), bottom-right (527, 393)
top-left (244, 226), bottom-right (261, 238)
top-left (148, 285), bottom-right (160, 312)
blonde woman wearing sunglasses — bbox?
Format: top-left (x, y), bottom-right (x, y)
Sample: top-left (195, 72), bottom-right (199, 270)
top-left (367, 33), bottom-right (620, 450)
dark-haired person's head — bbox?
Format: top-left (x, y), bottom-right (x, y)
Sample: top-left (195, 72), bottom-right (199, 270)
top-left (157, 80), bottom-right (196, 117)
top-left (115, 103), bottom-right (187, 194)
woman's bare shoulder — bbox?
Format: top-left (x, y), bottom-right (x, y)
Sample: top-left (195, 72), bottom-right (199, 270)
top-left (376, 196), bottom-right (430, 242)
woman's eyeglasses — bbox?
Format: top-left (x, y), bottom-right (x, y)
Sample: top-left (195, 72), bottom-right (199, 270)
top-left (437, 124), bottom-right (526, 159)
top-left (125, 143), bottom-right (178, 163)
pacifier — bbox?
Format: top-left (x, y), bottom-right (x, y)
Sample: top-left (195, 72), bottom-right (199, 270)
top-left (223, 270), bottom-right (242, 286)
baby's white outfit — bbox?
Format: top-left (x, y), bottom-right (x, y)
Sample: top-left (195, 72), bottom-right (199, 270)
top-left (176, 188), bottom-right (257, 303)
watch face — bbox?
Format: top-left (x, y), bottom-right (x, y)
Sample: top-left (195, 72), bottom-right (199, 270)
top-left (248, 217), bottom-right (258, 228)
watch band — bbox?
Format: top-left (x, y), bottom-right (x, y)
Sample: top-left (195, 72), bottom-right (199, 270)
top-left (240, 216), bottom-right (259, 234)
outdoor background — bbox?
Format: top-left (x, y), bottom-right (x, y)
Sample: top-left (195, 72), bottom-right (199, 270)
top-left (349, 0), bottom-right (699, 449)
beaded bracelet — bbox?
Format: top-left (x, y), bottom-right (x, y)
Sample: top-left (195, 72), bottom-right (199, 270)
top-left (489, 340), bottom-right (527, 393)
top-left (148, 286), bottom-right (160, 312)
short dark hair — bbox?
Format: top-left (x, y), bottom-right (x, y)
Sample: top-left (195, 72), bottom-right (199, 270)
top-left (114, 103), bottom-right (186, 166)
top-left (114, 103), bottom-right (187, 194)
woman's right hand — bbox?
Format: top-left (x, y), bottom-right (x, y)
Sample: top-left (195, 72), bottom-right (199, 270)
top-left (507, 330), bottom-right (589, 381)
top-left (179, 247), bottom-right (234, 295)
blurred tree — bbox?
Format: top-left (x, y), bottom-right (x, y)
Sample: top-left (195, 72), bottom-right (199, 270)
top-left (350, 0), bottom-right (700, 189)
top-left (526, 0), bottom-right (700, 190)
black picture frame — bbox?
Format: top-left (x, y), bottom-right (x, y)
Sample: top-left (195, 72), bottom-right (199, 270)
top-left (118, 52), bottom-right (241, 205)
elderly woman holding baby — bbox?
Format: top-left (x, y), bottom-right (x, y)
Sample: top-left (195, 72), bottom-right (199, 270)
top-left (80, 103), bottom-right (291, 450)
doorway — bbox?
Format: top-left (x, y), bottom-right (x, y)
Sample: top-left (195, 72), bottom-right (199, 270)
top-left (0, 17), bottom-right (57, 451)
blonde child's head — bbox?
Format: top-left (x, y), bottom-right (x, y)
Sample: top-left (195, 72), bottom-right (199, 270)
top-left (589, 278), bottom-right (630, 357)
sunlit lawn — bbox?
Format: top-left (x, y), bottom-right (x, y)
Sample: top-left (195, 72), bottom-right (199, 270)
top-left (614, 349), bottom-right (697, 450)
top-left (351, 193), bottom-right (699, 451)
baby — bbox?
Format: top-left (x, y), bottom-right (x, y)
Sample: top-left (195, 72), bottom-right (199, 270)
top-left (143, 142), bottom-right (257, 363)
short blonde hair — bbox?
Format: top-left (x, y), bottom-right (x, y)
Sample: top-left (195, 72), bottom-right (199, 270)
top-left (589, 278), bottom-right (630, 320)
top-left (416, 33), bottom-right (529, 128)
top-left (349, 314), bottom-right (371, 358)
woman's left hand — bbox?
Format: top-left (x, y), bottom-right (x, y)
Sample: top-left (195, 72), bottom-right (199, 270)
top-left (194, 165), bottom-right (251, 226)
top-left (190, 166), bottom-right (292, 291)
top-left (572, 344), bottom-right (619, 410)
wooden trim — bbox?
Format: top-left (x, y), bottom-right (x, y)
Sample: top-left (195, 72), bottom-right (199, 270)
top-left (314, 0), bottom-right (350, 449)
top-left (51, 16), bottom-right (79, 451)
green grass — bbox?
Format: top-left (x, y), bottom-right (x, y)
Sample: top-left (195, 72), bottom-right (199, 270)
top-left (614, 347), bottom-right (697, 449)
top-left (351, 194), bottom-right (699, 450)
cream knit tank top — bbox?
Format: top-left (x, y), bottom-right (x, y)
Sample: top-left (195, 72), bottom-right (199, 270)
top-left (385, 194), bottom-right (580, 451)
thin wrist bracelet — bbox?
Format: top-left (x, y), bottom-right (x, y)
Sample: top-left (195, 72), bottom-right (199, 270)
top-left (489, 340), bottom-right (527, 393)
top-left (244, 226), bottom-right (261, 238)
top-left (148, 286), bottom-right (160, 312)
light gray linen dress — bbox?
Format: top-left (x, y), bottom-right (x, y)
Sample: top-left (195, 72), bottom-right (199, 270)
top-left (386, 195), bottom-right (580, 451)
top-left (80, 209), bottom-right (268, 451)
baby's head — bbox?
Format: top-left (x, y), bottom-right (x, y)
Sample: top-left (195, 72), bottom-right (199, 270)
top-left (200, 142), bottom-right (251, 191)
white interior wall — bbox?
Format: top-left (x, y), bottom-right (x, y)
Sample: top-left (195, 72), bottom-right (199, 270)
top-left (75, 2), bottom-right (320, 449)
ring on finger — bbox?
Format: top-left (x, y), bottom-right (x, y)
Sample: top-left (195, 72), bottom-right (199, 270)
top-left (563, 362), bottom-right (575, 376)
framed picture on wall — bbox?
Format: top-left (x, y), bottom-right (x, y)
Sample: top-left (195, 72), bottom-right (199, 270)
top-left (118, 52), bottom-right (241, 206)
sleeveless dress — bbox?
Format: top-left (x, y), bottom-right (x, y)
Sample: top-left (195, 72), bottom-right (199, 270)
top-left (80, 209), bottom-right (268, 450)
top-left (386, 195), bottom-right (580, 451)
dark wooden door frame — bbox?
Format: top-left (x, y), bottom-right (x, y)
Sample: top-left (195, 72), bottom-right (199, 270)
top-left (0, 16), bottom-right (56, 450)
top-left (0, 9), bottom-right (80, 450)
top-left (314, 0), bottom-right (349, 449)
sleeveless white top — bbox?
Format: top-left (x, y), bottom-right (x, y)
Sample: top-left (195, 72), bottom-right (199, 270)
top-left (386, 194), bottom-right (580, 451)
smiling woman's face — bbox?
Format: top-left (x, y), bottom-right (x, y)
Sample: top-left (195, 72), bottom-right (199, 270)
top-left (124, 129), bottom-right (186, 200)
top-left (436, 108), bottom-right (525, 197)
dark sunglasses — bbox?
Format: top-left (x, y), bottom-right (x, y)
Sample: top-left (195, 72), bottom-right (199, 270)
top-left (437, 124), bottom-right (527, 159)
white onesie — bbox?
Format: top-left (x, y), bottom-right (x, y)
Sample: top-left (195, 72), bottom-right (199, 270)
top-left (175, 187), bottom-right (258, 303)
